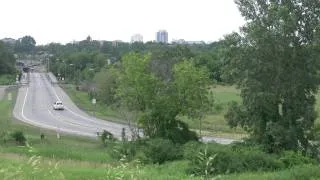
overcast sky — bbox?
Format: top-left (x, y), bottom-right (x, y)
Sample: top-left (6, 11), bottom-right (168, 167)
top-left (0, 0), bottom-right (245, 45)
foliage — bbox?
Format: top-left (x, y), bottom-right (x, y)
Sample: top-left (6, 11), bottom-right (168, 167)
top-left (218, 164), bottom-right (320, 180)
top-left (99, 130), bottom-right (115, 146)
top-left (115, 52), bottom-right (210, 143)
top-left (0, 42), bottom-right (16, 75)
top-left (279, 151), bottom-right (316, 168)
top-left (10, 131), bottom-right (26, 145)
top-left (224, 0), bottom-right (320, 153)
top-left (191, 147), bottom-right (218, 177)
top-left (0, 74), bottom-right (15, 85)
top-left (14, 35), bottom-right (36, 53)
top-left (186, 142), bottom-right (305, 176)
top-left (93, 68), bottom-right (118, 105)
top-left (111, 141), bottom-right (138, 161)
top-left (143, 138), bottom-right (183, 164)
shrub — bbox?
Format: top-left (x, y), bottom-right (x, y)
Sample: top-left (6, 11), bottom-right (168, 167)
top-left (183, 141), bottom-right (203, 159)
top-left (110, 139), bottom-right (147, 162)
top-left (11, 131), bottom-right (26, 145)
top-left (112, 142), bottom-right (138, 161)
top-left (100, 130), bottom-right (115, 146)
top-left (143, 138), bottom-right (183, 164)
top-left (280, 151), bottom-right (316, 168)
top-left (166, 120), bottom-right (199, 144)
top-left (186, 143), bottom-right (285, 176)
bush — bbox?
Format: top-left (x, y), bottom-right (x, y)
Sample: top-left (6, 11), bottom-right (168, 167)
top-left (100, 130), bottom-right (115, 146)
top-left (183, 141), bottom-right (203, 159)
top-left (186, 143), bottom-right (285, 176)
top-left (166, 120), bottom-right (199, 144)
top-left (109, 139), bottom-right (147, 162)
top-left (280, 151), bottom-right (316, 168)
top-left (143, 138), bottom-right (183, 164)
top-left (11, 131), bottom-right (26, 145)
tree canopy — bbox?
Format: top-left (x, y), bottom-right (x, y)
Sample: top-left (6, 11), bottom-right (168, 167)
top-left (114, 52), bottom-right (211, 143)
top-left (0, 42), bottom-right (16, 75)
top-left (225, 0), bottom-right (320, 153)
top-left (14, 35), bottom-right (36, 53)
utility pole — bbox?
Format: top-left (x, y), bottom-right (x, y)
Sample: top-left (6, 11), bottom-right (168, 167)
top-left (47, 58), bottom-right (50, 73)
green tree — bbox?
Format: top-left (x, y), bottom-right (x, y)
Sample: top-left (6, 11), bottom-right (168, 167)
top-left (94, 69), bottom-right (118, 105)
top-left (115, 52), bottom-right (211, 143)
top-left (0, 42), bottom-right (16, 74)
top-left (14, 35), bottom-right (36, 53)
top-left (225, 0), bottom-right (320, 153)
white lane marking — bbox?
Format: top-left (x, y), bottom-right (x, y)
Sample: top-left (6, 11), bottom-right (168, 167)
top-left (20, 87), bottom-right (95, 137)
top-left (47, 109), bottom-right (99, 130)
top-left (49, 81), bottom-right (122, 129)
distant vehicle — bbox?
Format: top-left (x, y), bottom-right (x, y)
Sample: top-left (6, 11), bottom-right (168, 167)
top-left (53, 101), bottom-right (64, 110)
top-left (22, 67), bottom-right (30, 72)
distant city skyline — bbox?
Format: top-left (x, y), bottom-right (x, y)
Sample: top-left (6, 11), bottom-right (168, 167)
top-left (0, 0), bottom-right (245, 45)
top-left (131, 34), bottom-right (143, 43)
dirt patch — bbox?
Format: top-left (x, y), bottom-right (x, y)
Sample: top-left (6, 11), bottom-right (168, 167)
top-left (0, 86), bottom-right (7, 100)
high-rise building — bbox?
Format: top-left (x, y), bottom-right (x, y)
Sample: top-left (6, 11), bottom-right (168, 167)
top-left (156, 30), bottom-right (168, 43)
top-left (131, 34), bottom-right (143, 43)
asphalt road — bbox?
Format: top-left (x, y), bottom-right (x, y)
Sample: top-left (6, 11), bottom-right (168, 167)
top-left (13, 72), bottom-right (130, 138)
top-left (13, 72), bottom-right (236, 144)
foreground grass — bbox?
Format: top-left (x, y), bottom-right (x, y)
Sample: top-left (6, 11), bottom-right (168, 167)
top-left (0, 154), bottom-right (200, 180)
top-left (1, 153), bottom-right (320, 180)
top-left (219, 164), bottom-right (320, 180)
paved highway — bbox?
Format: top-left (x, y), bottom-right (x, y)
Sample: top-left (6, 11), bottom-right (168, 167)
top-left (13, 72), bottom-right (130, 138)
top-left (13, 72), bottom-right (236, 144)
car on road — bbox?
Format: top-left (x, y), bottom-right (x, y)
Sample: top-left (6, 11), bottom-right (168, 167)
top-left (53, 101), bottom-right (64, 110)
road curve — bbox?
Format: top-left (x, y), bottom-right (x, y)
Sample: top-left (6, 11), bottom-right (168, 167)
top-left (13, 72), bottom-right (130, 138)
top-left (13, 72), bottom-right (236, 144)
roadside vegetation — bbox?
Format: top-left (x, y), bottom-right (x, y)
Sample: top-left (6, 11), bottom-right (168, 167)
top-left (1, 0), bottom-right (320, 179)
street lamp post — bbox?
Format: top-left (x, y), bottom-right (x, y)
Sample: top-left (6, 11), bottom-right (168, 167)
top-left (69, 63), bottom-right (75, 83)
top-left (63, 61), bottom-right (66, 81)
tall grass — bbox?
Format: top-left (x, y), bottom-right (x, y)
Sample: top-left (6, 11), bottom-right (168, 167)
top-left (1, 153), bottom-right (319, 180)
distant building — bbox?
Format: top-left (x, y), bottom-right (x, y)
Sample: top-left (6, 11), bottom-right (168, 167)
top-left (171, 39), bottom-right (205, 45)
top-left (131, 34), bottom-right (143, 43)
top-left (156, 30), bottom-right (168, 43)
top-left (185, 41), bottom-right (205, 45)
top-left (172, 39), bottom-right (186, 44)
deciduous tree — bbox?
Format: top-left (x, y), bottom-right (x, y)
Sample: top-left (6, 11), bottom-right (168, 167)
top-left (225, 0), bottom-right (320, 153)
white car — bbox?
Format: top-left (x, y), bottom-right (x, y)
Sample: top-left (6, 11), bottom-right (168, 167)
top-left (53, 101), bottom-right (64, 110)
